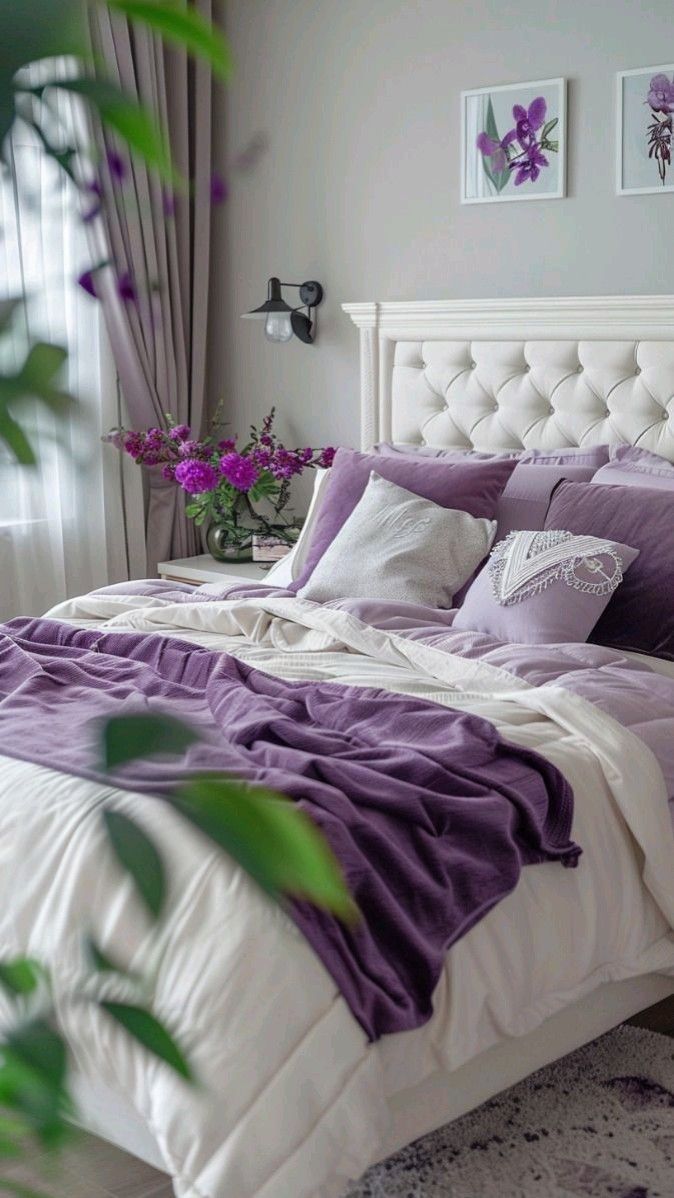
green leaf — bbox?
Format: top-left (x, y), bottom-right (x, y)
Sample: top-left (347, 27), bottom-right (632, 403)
top-left (0, 301), bottom-right (21, 336)
top-left (99, 1002), bottom-right (192, 1080)
top-left (0, 409), bottom-right (36, 466)
top-left (0, 961), bottom-right (42, 998)
top-left (541, 117), bottom-right (558, 140)
top-left (4, 1024), bottom-right (66, 1094)
top-left (103, 810), bottom-right (166, 919)
top-left (102, 713), bottom-right (200, 770)
top-left (84, 936), bottom-right (136, 979)
top-left (104, 0), bottom-right (233, 82)
top-left (47, 78), bottom-right (175, 182)
top-left (0, 1), bottom-right (85, 80)
top-left (172, 777), bottom-right (358, 921)
top-left (483, 98), bottom-right (511, 193)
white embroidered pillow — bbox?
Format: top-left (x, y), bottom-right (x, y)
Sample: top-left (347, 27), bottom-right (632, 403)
top-left (298, 472), bottom-right (496, 607)
top-left (454, 528), bottom-right (639, 645)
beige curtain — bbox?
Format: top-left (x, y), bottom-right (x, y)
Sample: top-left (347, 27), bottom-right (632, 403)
top-left (88, 3), bottom-right (215, 572)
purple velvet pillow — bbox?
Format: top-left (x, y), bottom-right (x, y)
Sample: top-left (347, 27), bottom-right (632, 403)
top-left (495, 463), bottom-right (597, 540)
top-left (592, 444), bottom-right (674, 491)
top-left (545, 479), bottom-right (674, 660)
top-left (293, 447), bottom-right (518, 589)
top-left (454, 529), bottom-right (638, 645)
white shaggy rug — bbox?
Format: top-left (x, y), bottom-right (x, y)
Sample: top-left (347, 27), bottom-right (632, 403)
top-left (346, 1025), bottom-right (674, 1197)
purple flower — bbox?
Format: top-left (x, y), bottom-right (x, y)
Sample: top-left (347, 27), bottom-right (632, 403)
top-left (210, 172), bottom-right (229, 205)
top-left (77, 269), bottom-right (98, 298)
top-left (512, 96), bottom-right (547, 145)
top-left (82, 178), bottom-right (103, 223)
top-left (162, 463), bottom-right (177, 480)
top-left (162, 189), bottom-right (176, 218)
top-left (647, 74), bottom-right (674, 113)
top-left (106, 149), bottom-right (127, 181)
top-left (476, 127), bottom-right (517, 172)
top-left (168, 424), bottom-right (191, 441)
top-left (219, 452), bottom-right (259, 491)
top-left (116, 270), bottom-right (138, 304)
top-left (318, 446), bottom-right (336, 469)
top-left (123, 431), bottom-right (145, 458)
top-left (511, 142), bottom-right (549, 186)
top-left (269, 447), bottom-right (304, 481)
top-left (252, 446), bottom-right (272, 469)
top-left (217, 437), bottom-right (236, 452)
top-left (174, 459), bottom-right (218, 494)
top-left (178, 438), bottom-right (206, 458)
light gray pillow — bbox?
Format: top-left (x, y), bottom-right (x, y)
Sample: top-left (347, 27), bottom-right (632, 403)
top-left (297, 472), bottom-right (496, 607)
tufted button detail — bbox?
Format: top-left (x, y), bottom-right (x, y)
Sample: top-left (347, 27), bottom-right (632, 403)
top-left (662, 411), bottom-right (668, 421)
top-left (635, 366), bottom-right (642, 375)
top-left (469, 360), bottom-right (476, 369)
top-left (604, 407), bottom-right (610, 417)
top-left (576, 364), bottom-right (583, 373)
top-left (524, 364), bottom-right (531, 372)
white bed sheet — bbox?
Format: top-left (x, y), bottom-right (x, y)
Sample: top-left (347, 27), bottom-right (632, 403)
top-left (1, 590), bottom-right (674, 1197)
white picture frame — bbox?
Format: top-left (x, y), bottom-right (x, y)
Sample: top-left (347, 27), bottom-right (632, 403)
top-left (461, 77), bottom-right (566, 205)
top-left (616, 65), bottom-right (674, 196)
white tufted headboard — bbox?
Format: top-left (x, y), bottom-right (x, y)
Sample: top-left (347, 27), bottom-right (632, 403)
top-left (342, 296), bottom-right (674, 461)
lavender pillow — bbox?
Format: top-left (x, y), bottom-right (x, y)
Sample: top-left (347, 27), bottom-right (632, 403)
top-left (292, 447), bottom-right (517, 590)
top-left (454, 529), bottom-right (638, 645)
top-left (519, 446), bottom-right (609, 466)
top-left (592, 444), bottom-right (674, 491)
top-left (545, 480), bottom-right (674, 660)
top-left (375, 443), bottom-right (609, 467)
top-left (494, 463), bottom-right (597, 540)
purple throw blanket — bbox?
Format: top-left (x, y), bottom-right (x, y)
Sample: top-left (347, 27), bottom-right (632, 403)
top-left (0, 617), bottom-right (580, 1040)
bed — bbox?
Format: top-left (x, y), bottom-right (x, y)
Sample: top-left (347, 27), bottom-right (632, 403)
top-left (2, 293), bottom-right (674, 1198)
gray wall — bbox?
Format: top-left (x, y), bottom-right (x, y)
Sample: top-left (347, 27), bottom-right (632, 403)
top-left (209, 0), bottom-right (674, 475)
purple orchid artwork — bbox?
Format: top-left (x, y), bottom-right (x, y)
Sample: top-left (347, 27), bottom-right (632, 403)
top-left (644, 72), bottom-right (673, 184)
top-left (462, 79), bottom-right (565, 203)
top-left (618, 65), bottom-right (674, 195)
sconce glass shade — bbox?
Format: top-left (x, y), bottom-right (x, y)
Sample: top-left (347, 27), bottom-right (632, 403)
top-left (242, 277), bottom-right (322, 345)
top-left (264, 311), bottom-right (293, 342)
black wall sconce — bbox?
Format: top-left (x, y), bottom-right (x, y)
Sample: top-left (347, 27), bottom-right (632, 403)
top-left (242, 277), bottom-right (324, 344)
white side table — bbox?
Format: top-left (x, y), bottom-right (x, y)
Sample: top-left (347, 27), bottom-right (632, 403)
top-left (157, 555), bottom-right (271, 587)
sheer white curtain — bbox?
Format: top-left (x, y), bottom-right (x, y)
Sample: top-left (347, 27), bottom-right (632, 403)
top-left (0, 77), bottom-right (144, 620)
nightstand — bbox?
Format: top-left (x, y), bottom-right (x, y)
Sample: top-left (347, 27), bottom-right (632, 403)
top-left (157, 555), bottom-right (272, 587)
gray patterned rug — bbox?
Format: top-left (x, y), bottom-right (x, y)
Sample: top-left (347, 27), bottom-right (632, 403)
top-left (346, 1025), bottom-right (674, 1197)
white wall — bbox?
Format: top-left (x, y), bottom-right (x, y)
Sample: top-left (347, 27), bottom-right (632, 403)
top-left (209, 0), bottom-right (674, 469)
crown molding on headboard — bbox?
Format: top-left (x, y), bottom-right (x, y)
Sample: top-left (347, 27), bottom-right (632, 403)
top-left (342, 295), bottom-right (674, 336)
top-left (342, 295), bottom-right (674, 450)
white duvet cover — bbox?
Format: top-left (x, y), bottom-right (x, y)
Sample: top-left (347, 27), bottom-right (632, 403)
top-left (2, 589), bottom-right (674, 1198)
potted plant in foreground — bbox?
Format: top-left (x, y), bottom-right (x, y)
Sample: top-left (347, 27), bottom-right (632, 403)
top-left (107, 408), bottom-right (335, 562)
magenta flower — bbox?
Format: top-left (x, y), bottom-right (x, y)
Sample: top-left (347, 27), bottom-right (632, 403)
top-left (476, 127), bottom-right (518, 172)
top-left (318, 446), bottom-right (336, 468)
top-left (77, 269), bottom-right (98, 298)
top-left (174, 459), bottom-right (218, 494)
top-left (217, 437), bottom-right (236, 452)
top-left (106, 150), bottom-right (127, 181)
top-left (511, 142), bottom-right (549, 186)
top-left (168, 424), bottom-right (191, 441)
top-left (647, 74), bottom-right (674, 113)
top-left (116, 270), bottom-right (138, 304)
top-left (219, 452), bottom-right (259, 491)
top-left (210, 172), bottom-right (229, 205)
top-left (512, 96), bottom-right (547, 145)
top-left (162, 464), bottom-right (177, 480)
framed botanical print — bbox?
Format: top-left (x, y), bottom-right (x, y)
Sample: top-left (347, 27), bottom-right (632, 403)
top-left (617, 65), bottom-right (674, 195)
top-left (461, 77), bottom-right (566, 204)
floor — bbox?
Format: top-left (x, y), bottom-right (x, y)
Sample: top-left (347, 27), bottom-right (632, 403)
top-left (7, 999), bottom-right (674, 1198)
top-left (1, 1132), bottom-right (174, 1198)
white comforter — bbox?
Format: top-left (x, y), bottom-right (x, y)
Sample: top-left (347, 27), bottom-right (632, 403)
top-left (2, 590), bottom-right (674, 1198)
